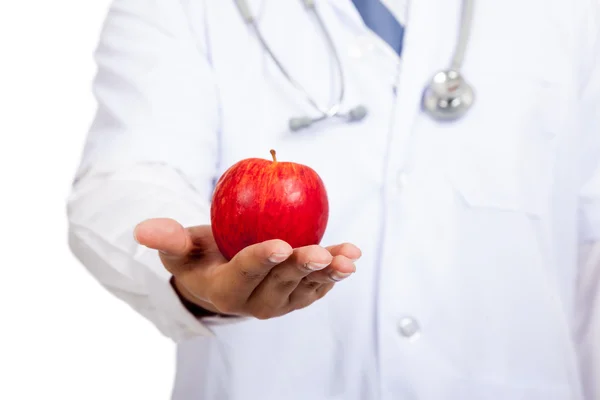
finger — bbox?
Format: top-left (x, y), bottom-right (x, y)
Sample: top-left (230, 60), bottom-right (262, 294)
top-left (288, 282), bottom-right (335, 312)
top-left (326, 242), bottom-right (362, 261)
top-left (134, 218), bottom-right (192, 257)
top-left (207, 239), bottom-right (293, 311)
top-left (135, 220), bottom-right (221, 277)
top-left (302, 255), bottom-right (356, 284)
top-left (288, 255), bottom-right (355, 308)
top-left (246, 245), bottom-right (333, 311)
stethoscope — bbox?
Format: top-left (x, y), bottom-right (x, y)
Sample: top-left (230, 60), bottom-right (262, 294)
top-left (234, 0), bottom-right (475, 132)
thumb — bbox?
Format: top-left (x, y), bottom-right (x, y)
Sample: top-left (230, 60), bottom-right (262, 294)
top-left (134, 218), bottom-right (192, 257)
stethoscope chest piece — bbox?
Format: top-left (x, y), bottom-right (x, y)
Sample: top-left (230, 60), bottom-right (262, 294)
top-left (422, 69), bottom-right (474, 121)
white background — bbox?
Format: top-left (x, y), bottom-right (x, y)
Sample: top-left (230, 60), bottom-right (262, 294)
top-left (0, 1), bottom-right (175, 399)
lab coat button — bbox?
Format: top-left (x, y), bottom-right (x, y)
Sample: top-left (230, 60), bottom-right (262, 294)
top-left (398, 317), bottom-right (421, 340)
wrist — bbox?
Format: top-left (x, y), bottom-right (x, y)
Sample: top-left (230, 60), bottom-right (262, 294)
top-left (170, 277), bottom-right (223, 317)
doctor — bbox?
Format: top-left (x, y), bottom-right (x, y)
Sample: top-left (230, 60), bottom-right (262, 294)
top-left (67, 0), bottom-right (600, 399)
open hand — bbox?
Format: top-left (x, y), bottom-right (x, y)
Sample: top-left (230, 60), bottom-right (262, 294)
top-left (134, 218), bottom-right (361, 319)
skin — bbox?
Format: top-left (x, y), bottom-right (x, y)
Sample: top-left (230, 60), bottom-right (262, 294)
top-left (134, 218), bottom-right (361, 319)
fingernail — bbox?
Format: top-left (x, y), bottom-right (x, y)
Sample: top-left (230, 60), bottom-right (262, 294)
top-left (133, 226), bottom-right (140, 243)
top-left (329, 271), bottom-right (353, 282)
top-left (305, 262), bottom-right (329, 271)
top-left (268, 252), bottom-right (291, 263)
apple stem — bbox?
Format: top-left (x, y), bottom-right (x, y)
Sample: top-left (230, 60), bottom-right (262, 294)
top-left (270, 149), bottom-right (277, 162)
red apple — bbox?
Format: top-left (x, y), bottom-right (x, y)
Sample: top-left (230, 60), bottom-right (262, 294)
top-left (210, 149), bottom-right (329, 261)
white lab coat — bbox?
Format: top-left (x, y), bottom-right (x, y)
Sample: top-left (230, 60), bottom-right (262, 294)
top-left (67, 0), bottom-right (600, 399)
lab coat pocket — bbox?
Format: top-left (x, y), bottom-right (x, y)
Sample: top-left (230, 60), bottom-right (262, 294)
top-left (444, 75), bottom-right (564, 217)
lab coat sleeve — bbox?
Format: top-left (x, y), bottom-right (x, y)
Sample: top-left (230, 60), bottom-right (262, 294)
top-left (67, 0), bottom-right (231, 342)
top-left (575, 2), bottom-right (600, 398)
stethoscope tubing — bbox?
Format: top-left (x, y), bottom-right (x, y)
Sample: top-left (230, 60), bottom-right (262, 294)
top-left (234, 0), bottom-right (475, 129)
